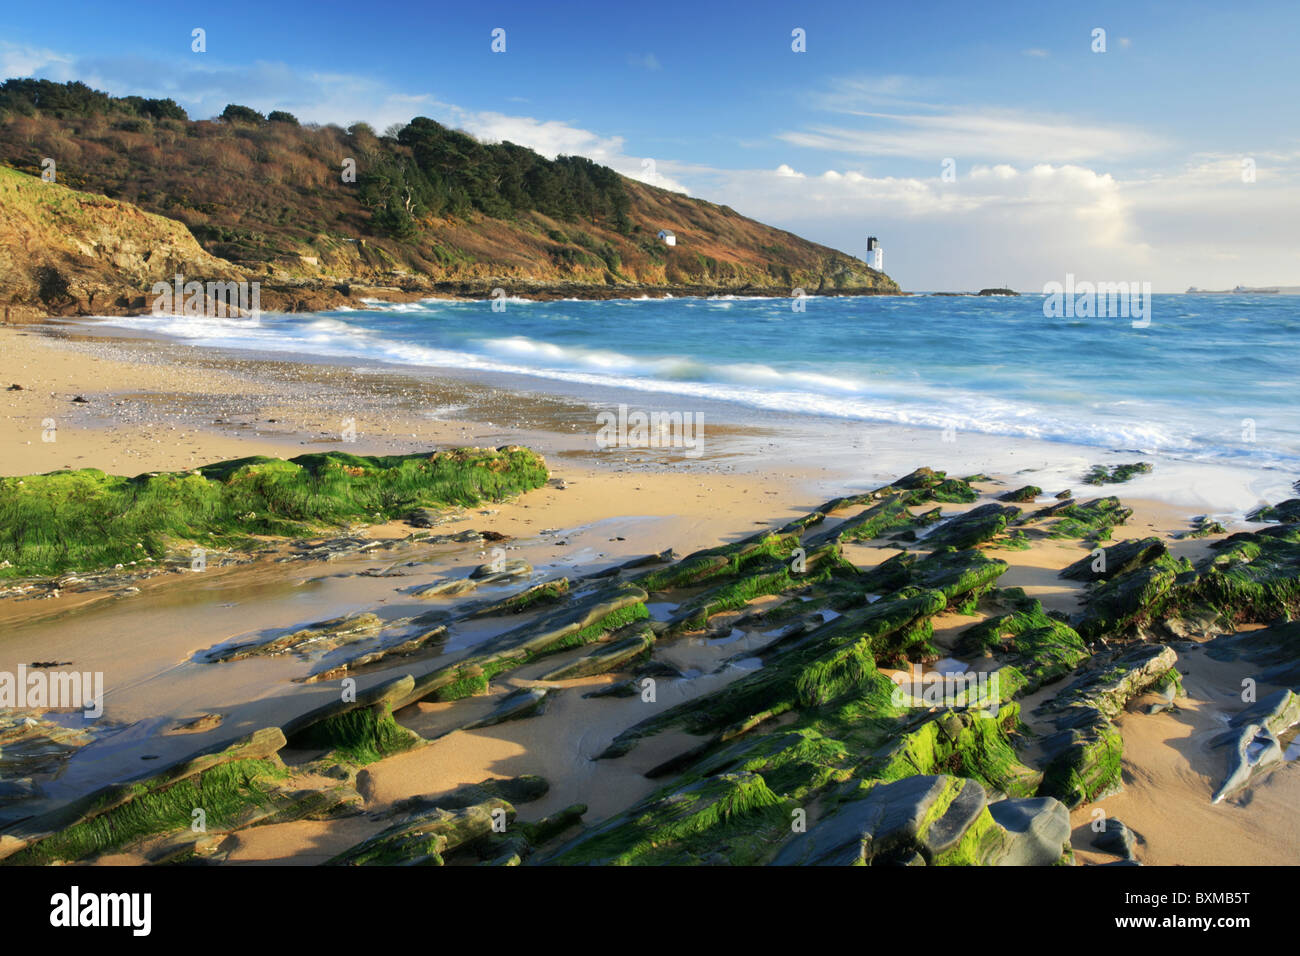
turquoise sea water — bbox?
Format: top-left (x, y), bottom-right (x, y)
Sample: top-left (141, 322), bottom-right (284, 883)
top-left (93, 293), bottom-right (1300, 473)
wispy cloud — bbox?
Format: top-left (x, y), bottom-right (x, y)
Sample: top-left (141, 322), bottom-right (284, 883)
top-left (626, 52), bottom-right (662, 71)
top-left (778, 107), bottom-right (1165, 165)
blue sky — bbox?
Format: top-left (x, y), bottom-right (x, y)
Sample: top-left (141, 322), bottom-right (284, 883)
top-left (5, 0), bottom-right (1298, 290)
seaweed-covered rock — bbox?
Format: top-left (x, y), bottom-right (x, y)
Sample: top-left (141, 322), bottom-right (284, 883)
top-left (664, 543), bottom-right (849, 634)
top-left (803, 494), bottom-right (914, 546)
top-left (1039, 643), bottom-right (1178, 722)
top-left (544, 772), bottom-right (786, 865)
top-left (538, 625), bottom-right (655, 680)
top-left (1060, 537), bottom-right (1167, 583)
top-left (401, 583), bottom-right (649, 704)
top-left (1036, 707), bottom-right (1123, 809)
top-left (924, 504), bottom-right (1020, 551)
top-left (771, 775), bottom-right (1008, 866)
top-left (1047, 497), bottom-right (1133, 541)
top-left (998, 485), bottom-right (1043, 503)
top-left (908, 547), bottom-right (1009, 608)
top-left (1072, 556), bottom-right (1185, 640)
top-left (1083, 462), bottom-right (1152, 485)
top-left (634, 532), bottom-right (797, 593)
top-left (328, 798), bottom-right (515, 865)
top-left (1, 728), bottom-right (302, 864)
top-left (1246, 499), bottom-right (1300, 523)
top-left (463, 687), bottom-right (553, 729)
top-left (956, 599), bottom-right (1089, 693)
top-left (1192, 528), bottom-right (1300, 623)
top-left (1034, 644), bottom-right (1178, 808)
top-left (284, 674), bottom-right (423, 764)
top-left (869, 703), bottom-right (1042, 798)
top-left (597, 589), bottom-right (946, 758)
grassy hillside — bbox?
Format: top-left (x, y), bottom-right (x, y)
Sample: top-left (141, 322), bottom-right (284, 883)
top-left (0, 79), bottom-right (897, 310)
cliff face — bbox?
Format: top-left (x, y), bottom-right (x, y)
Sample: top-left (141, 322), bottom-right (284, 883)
top-left (0, 166), bottom-right (243, 318)
top-left (0, 84), bottom-right (899, 312)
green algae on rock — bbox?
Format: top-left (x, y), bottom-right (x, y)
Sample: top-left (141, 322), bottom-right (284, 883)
top-left (1082, 462), bottom-right (1152, 486)
top-left (0, 446), bottom-right (549, 579)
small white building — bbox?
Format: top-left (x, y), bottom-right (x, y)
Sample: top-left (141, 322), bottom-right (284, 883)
top-left (657, 229), bottom-right (677, 247)
top-left (866, 236), bottom-right (883, 271)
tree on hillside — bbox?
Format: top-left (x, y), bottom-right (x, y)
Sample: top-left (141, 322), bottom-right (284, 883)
top-left (220, 104), bottom-right (264, 124)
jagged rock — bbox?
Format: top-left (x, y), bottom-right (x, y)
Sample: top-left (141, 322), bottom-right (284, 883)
top-left (1035, 644), bottom-right (1178, 808)
top-left (0, 727), bottom-right (290, 863)
top-left (987, 797), bottom-right (1071, 866)
top-left (470, 558), bottom-right (531, 581)
top-left (328, 798), bottom-right (515, 865)
top-left (202, 612), bottom-right (384, 662)
top-left (772, 775), bottom-right (1007, 866)
top-left (1039, 644), bottom-right (1178, 722)
top-left (1046, 497), bottom-right (1134, 540)
top-left (1212, 689), bottom-right (1300, 803)
top-left (998, 485), bottom-right (1043, 503)
top-left (463, 687), bottom-right (553, 729)
top-left (924, 504), bottom-right (1020, 551)
top-left (385, 775), bottom-right (549, 818)
top-left (1072, 559), bottom-right (1182, 640)
top-left (1060, 537), bottom-right (1167, 583)
top-left (1246, 499), bottom-right (1300, 523)
top-left (956, 598), bottom-right (1089, 693)
top-left (1083, 462), bottom-right (1152, 485)
top-left (398, 583), bottom-right (649, 706)
top-left (411, 577), bottom-right (479, 597)
top-left (1090, 818), bottom-right (1138, 860)
top-left (538, 626), bottom-right (655, 680)
top-left (544, 772), bottom-right (784, 866)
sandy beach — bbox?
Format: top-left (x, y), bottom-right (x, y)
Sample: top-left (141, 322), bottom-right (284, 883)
top-left (1, 319), bottom-right (1297, 867)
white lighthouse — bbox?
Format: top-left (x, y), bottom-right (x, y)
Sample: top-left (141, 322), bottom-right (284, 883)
top-left (866, 236), bottom-right (883, 271)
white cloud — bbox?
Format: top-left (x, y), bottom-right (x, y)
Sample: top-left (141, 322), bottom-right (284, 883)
top-left (677, 154), bottom-right (1300, 291)
top-left (0, 42), bottom-right (74, 80)
top-left (778, 107), bottom-right (1165, 165)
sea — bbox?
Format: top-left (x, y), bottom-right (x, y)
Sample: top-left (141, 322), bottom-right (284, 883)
top-left (90, 293), bottom-right (1300, 473)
